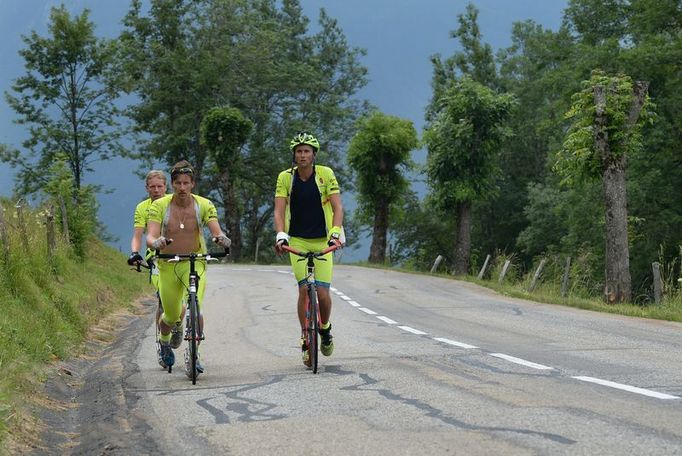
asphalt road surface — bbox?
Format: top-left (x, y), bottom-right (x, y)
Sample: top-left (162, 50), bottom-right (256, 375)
top-left (42, 264), bottom-right (682, 455)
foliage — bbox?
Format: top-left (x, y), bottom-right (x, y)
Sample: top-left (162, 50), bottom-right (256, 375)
top-left (119, 0), bottom-right (368, 258)
top-left (424, 77), bottom-right (516, 211)
top-left (554, 70), bottom-right (653, 185)
top-left (389, 192), bottom-right (454, 271)
top-left (201, 107), bottom-right (253, 162)
top-left (43, 156), bottom-right (99, 257)
top-left (347, 111), bottom-right (418, 221)
top-left (200, 106), bottom-right (253, 259)
top-left (3, 5), bottom-right (123, 194)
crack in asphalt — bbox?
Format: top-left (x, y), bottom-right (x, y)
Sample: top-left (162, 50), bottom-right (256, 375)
top-left (342, 373), bottom-right (576, 445)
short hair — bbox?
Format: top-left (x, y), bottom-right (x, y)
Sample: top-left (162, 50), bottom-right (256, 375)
top-left (145, 170), bottom-right (167, 185)
top-left (170, 160), bottom-right (194, 182)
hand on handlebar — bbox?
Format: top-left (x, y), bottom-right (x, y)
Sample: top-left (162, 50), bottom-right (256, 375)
top-left (213, 234), bottom-right (231, 248)
top-left (328, 232), bottom-right (342, 249)
top-left (127, 251), bottom-right (144, 266)
top-left (151, 236), bottom-right (170, 250)
top-left (275, 231), bottom-right (289, 255)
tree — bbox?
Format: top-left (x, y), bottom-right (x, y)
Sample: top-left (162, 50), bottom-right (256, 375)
top-left (424, 77), bottom-right (515, 275)
top-left (119, 0), bottom-right (367, 259)
top-left (555, 70), bottom-right (651, 303)
top-left (3, 5), bottom-right (122, 195)
top-left (347, 111), bottom-right (418, 263)
top-left (200, 106), bottom-right (253, 260)
top-left (428, 3), bottom-right (497, 111)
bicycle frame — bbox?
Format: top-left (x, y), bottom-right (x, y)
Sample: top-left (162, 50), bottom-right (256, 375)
top-left (281, 244), bottom-right (338, 373)
top-left (155, 249), bottom-right (228, 383)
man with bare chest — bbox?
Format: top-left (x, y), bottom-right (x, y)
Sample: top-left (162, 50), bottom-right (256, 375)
top-left (146, 160), bottom-right (230, 376)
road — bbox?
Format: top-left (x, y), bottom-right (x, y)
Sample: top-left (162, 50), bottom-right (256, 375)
top-left (74, 264), bottom-right (682, 455)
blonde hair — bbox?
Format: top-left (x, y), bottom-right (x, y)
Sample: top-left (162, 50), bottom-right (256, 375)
top-left (145, 170), bottom-right (167, 185)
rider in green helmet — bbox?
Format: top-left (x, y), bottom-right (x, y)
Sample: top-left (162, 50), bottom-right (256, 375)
top-left (274, 131), bottom-right (345, 367)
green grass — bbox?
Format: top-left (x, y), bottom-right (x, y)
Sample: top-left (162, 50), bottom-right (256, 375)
top-left (0, 205), bottom-right (148, 453)
top-left (349, 260), bottom-right (682, 322)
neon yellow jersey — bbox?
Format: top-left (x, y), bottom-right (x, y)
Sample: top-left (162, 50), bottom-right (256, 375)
top-left (133, 198), bottom-right (154, 229)
top-left (275, 165), bottom-right (340, 235)
top-left (147, 194), bottom-right (218, 253)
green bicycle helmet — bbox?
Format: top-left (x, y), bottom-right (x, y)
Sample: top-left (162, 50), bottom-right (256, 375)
top-left (289, 131), bottom-right (319, 152)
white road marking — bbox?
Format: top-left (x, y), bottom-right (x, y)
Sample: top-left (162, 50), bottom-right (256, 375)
top-left (433, 337), bottom-right (478, 349)
top-left (490, 353), bottom-right (554, 370)
top-left (359, 307), bottom-right (378, 315)
top-left (267, 270), bottom-right (679, 401)
top-left (573, 376), bottom-right (680, 400)
top-left (398, 326), bottom-right (427, 335)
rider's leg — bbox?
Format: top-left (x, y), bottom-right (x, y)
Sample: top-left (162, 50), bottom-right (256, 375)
top-left (157, 261), bottom-right (186, 340)
top-left (317, 286), bottom-right (332, 325)
top-left (195, 261), bottom-right (208, 342)
top-left (297, 285), bottom-right (308, 333)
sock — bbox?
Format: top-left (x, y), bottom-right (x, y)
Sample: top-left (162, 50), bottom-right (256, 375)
top-left (321, 321), bottom-right (331, 331)
top-left (159, 332), bottom-right (171, 344)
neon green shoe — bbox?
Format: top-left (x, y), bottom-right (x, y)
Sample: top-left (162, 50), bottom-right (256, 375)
top-left (319, 324), bottom-right (334, 356)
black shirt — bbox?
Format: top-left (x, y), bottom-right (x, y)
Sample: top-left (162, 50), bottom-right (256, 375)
top-left (289, 170), bottom-right (326, 239)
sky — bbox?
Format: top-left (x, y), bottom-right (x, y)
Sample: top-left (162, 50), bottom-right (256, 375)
top-left (0, 0), bottom-right (568, 260)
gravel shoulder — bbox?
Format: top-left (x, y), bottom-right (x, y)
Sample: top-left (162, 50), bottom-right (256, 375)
top-left (26, 297), bottom-right (159, 455)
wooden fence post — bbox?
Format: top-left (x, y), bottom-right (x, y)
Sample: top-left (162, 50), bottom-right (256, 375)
top-left (498, 260), bottom-right (511, 284)
top-left (528, 258), bottom-right (547, 292)
top-left (0, 205), bottom-right (9, 263)
top-left (58, 195), bottom-right (70, 244)
top-left (652, 262), bottom-right (662, 304)
top-left (46, 206), bottom-right (56, 258)
top-left (430, 255), bottom-right (444, 273)
top-left (15, 200), bottom-right (30, 252)
top-left (477, 254), bottom-right (491, 279)
top-left (561, 256), bottom-right (572, 297)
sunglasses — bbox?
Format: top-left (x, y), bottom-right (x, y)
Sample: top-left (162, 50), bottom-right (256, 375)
top-left (171, 167), bottom-right (194, 177)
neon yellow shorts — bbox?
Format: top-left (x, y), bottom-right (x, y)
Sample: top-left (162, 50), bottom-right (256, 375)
top-left (157, 259), bottom-right (207, 325)
top-left (289, 237), bottom-right (333, 287)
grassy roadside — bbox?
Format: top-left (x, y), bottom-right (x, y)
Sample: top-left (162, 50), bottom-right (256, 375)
top-left (0, 236), bottom-right (148, 454)
top-left (351, 261), bottom-right (682, 322)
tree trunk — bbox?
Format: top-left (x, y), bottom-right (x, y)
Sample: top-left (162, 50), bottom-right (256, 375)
top-left (593, 81), bottom-right (648, 303)
top-left (221, 169), bottom-right (241, 261)
top-left (368, 200), bottom-right (389, 263)
top-left (453, 201), bottom-right (471, 275)
top-left (602, 158), bottom-right (631, 303)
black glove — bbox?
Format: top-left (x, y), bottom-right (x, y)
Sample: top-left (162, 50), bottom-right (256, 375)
top-left (127, 251), bottom-right (144, 266)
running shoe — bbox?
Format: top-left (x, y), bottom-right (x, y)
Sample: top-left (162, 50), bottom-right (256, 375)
top-left (319, 323), bottom-right (334, 356)
top-left (170, 320), bottom-right (183, 349)
top-left (300, 337), bottom-right (311, 367)
top-left (159, 341), bottom-right (175, 368)
top-left (156, 340), bottom-right (167, 368)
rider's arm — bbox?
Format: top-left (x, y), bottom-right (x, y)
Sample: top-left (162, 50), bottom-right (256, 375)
top-left (274, 196), bottom-right (287, 233)
top-left (329, 193), bottom-right (344, 229)
top-left (146, 220), bottom-right (161, 248)
top-left (130, 226), bottom-right (145, 253)
top-left (207, 219), bottom-right (223, 238)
